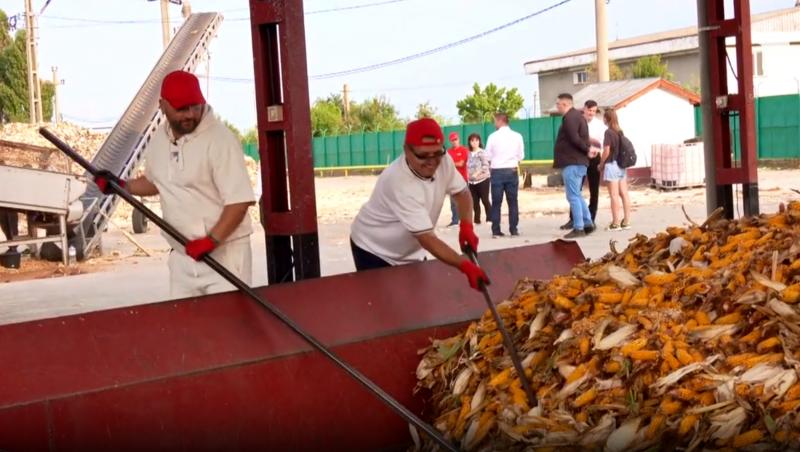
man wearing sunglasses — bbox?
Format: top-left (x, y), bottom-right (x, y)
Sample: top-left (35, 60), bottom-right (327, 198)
top-left (350, 118), bottom-right (489, 291)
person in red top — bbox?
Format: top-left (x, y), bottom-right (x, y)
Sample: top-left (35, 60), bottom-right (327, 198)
top-left (447, 132), bottom-right (469, 226)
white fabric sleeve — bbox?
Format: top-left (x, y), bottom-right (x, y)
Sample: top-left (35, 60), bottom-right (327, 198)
top-left (212, 131), bottom-right (257, 205)
top-left (484, 133), bottom-right (495, 162)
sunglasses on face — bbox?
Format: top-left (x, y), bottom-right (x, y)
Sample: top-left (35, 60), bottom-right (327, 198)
top-left (409, 148), bottom-right (446, 161)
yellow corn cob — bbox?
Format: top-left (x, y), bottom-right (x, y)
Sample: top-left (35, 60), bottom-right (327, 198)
top-left (639, 316), bottom-right (653, 330)
top-left (678, 414), bottom-right (698, 436)
top-left (644, 272), bottom-right (678, 286)
top-left (691, 245), bottom-right (707, 262)
top-left (694, 310), bottom-right (711, 326)
top-left (554, 295), bottom-right (576, 310)
top-left (673, 388), bottom-right (696, 401)
top-left (566, 364), bottom-right (588, 385)
top-left (646, 414), bottom-right (665, 440)
top-left (775, 431), bottom-right (789, 443)
top-left (604, 360), bottom-right (621, 374)
top-left (743, 353), bottom-right (784, 368)
top-left (489, 368), bottom-right (511, 387)
top-left (782, 284), bottom-right (800, 304)
top-left (732, 430), bottom-right (763, 448)
top-left (629, 350), bottom-right (659, 361)
top-left (685, 319), bottom-right (698, 329)
top-left (579, 336), bottom-right (590, 356)
top-left (778, 399), bottom-right (800, 413)
top-left (621, 338), bottom-right (648, 355)
top-left (698, 391), bottom-right (715, 406)
top-left (650, 292), bottom-right (666, 305)
top-left (715, 312), bottom-right (742, 325)
top-left (621, 289), bottom-right (633, 304)
top-left (453, 395), bottom-right (472, 439)
top-left (660, 398), bottom-right (682, 415)
top-left (784, 383), bottom-right (800, 401)
top-left (676, 348), bottom-right (695, 366)
top-left (597, 292), bottom-right (624, 304)
top-left (690, 350), bottom-right (705, 362)
top-left (664, 352), bottom-right (681, 371)
top-left (575, 411), bottom-right (588, 424)
top-left (739, 330), bottom-right (762, 344)
top-left (756, 337), bottom-right (781, 353)
top-left (510, 379), bottom-right (528, 408)
top-left (573, 387), bottom-right (597, 408)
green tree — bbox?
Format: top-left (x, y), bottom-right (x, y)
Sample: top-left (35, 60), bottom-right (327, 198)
top-left (586, 60), bottom-right (625, 81)
top-left (310, 97), bottom-right (345, 137)
top-left (351, 95), bottom-right (405, 133)
top-left (0, 13), bottom-right (55, 123)
top-left (631, 55), bottom-right (673, 80)
top-left (415, 101), bottom-right (446, 125)
top-left (456, 83), bottom-right (525, 123)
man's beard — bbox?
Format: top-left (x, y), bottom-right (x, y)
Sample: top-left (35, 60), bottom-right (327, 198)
top-left (169, 117), bottom-right (200, 135)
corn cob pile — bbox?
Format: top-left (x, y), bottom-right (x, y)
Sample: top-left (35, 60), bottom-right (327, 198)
top-left (414, 202), bottom-right (800, 451)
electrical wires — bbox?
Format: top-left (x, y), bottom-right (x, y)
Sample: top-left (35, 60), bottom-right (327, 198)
top-left (310, 0), bottom-right (574, 80)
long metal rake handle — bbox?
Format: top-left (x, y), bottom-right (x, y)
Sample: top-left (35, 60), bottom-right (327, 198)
top-left (465, 247), bottom-right (538, 408)
top-left (39, 128), bottom-right (457, 452)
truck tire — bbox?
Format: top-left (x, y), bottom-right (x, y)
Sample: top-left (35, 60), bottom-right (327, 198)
top-left (132, 209), bottom-right (149, 234)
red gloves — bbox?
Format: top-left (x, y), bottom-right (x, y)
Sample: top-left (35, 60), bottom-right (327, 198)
top-left (185, 236), bottom-right (217, 261)
top-left (94, 170), bottom-right (125, 195)
top-left (458, 221), bottom-right (479, 253)
top-left (459, 260), bottom-right (490, 291)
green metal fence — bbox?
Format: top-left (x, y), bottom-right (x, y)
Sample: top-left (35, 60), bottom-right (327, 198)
top-left (309, 117), bottom-right (560, 169)
top-left (243, 94), bottom-right (800, 167)
top-left (693, 93), bottom-right (800, 160)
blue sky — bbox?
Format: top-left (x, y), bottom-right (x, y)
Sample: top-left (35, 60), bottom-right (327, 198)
top-left (0, 0), bottom-right (794, 130)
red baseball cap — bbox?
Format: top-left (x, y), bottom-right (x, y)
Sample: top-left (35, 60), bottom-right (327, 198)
top-left (448, 132), bottom-right (460, 142)
top-left (405, 118), bottom-right (443, 147)
top-left (161, 70), bottom-right (206, 110)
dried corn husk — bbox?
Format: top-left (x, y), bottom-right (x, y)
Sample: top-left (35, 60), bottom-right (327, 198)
top-left (413, 202), bottom-right (800, 451)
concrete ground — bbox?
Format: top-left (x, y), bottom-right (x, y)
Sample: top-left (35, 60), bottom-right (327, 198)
top-left (0, 168), bottom-right (796, 326)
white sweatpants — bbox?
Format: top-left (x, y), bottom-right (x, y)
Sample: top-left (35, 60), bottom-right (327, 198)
top-left (168, 236), bottom-right (253, 299)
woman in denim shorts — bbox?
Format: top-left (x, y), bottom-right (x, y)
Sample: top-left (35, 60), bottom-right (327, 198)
top-left (599, 108), bottom-right (631, 231)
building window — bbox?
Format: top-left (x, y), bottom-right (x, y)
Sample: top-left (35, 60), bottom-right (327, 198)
top-left (754, 50), bottom-right (764, 76)
top-left (573, 71), bottom-right (589, 85)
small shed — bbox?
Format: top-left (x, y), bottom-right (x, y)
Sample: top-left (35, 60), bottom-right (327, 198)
top-left (546, 78), bottom-right (700, 167)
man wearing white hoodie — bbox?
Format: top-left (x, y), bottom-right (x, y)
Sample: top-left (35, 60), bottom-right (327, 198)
top-left (93, 70), bottom-right (256, 298)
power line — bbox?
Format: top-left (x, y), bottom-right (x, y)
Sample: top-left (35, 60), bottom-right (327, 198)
top-left (310, 0), bottom-right (573, 79)
top-left (38, 0), bottom-right (411, 27)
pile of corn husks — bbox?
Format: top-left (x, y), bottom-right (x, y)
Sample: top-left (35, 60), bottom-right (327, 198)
top-left (414, 202), bottom-right (800, 451)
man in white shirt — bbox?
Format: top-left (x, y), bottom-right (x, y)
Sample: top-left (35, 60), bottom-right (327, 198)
top-left (93, 70), bottom-right (256, 298)
top-left (485, 112), bottom-right (524, 238)
top-left (559, 99), bottom-right (605, 230)
top-left (350, 118), bottom-right (488, 291)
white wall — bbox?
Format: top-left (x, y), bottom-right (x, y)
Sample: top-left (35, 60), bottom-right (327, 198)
top-left (726, 33), bottom-right (800, 97)
top-left (616, 89), bottom-right (697, 167)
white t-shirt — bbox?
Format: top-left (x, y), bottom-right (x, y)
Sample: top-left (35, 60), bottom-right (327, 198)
top-left (485, 126), bottom-right (525, 169)
top-left (588, 117), bottom-right (607, 149)
top-left (145, 106), bottom-right (255, 251)
top-left (350, 155), bottom-right (467, 265)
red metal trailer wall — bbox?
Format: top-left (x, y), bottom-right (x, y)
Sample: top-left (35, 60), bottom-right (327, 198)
top-left (0, 242), bottom-right (583, 451)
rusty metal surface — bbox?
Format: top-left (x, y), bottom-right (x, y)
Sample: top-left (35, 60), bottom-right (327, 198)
top-left (0, 241), bottom-right (584, 450)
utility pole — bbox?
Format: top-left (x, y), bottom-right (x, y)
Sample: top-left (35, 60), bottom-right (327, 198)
top-left (24, 0), bottom-right (43, 123)
top-left (160, 0), bottom-right (170, 49)
top-left (697, 0), bottom-right (718, 216)
top-left (595, 0), bottom-right (610, 82)
top-left (51, 66), bottom-right (62, 124)
top-left (342, 83), bottom-right (351, 123)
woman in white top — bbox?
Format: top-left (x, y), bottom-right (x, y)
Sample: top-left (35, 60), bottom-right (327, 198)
top-left (466, 133), bottom-right (492, 224)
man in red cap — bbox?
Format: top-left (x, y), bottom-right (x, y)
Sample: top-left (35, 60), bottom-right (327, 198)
top-left (446, 131), bottom-right (469, 227)
top-left (93, 70), bottom-right (256, 298)
top-left (349, 118), bottom-right (489, 291)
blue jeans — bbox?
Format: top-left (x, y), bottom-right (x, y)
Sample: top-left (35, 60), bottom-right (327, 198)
top-left (562, 165), bottom-right (593, 230)
top-left (449, 197), bottom-right (459, 225)
top-left (490, 169), bottom-right (519, 235)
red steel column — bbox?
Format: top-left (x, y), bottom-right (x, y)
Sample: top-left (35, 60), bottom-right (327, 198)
top-left (249, 0), bottom-right (320, 283)
top-left (703, 0), bottom-right (759, 217)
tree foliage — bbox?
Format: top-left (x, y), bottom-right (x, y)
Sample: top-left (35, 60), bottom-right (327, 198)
top-left (631, 55), bottom-right (673, 80)
top-left (310, 94), bottom-right (405, 137)
top-left (0, 11), bottom-right (55, 123)
top-left (586, 60), bottom-right (625, 82)
top-left (456, 83), bottom-right (525, 123)
top-left (415, 101), bottom-right (446, 125)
